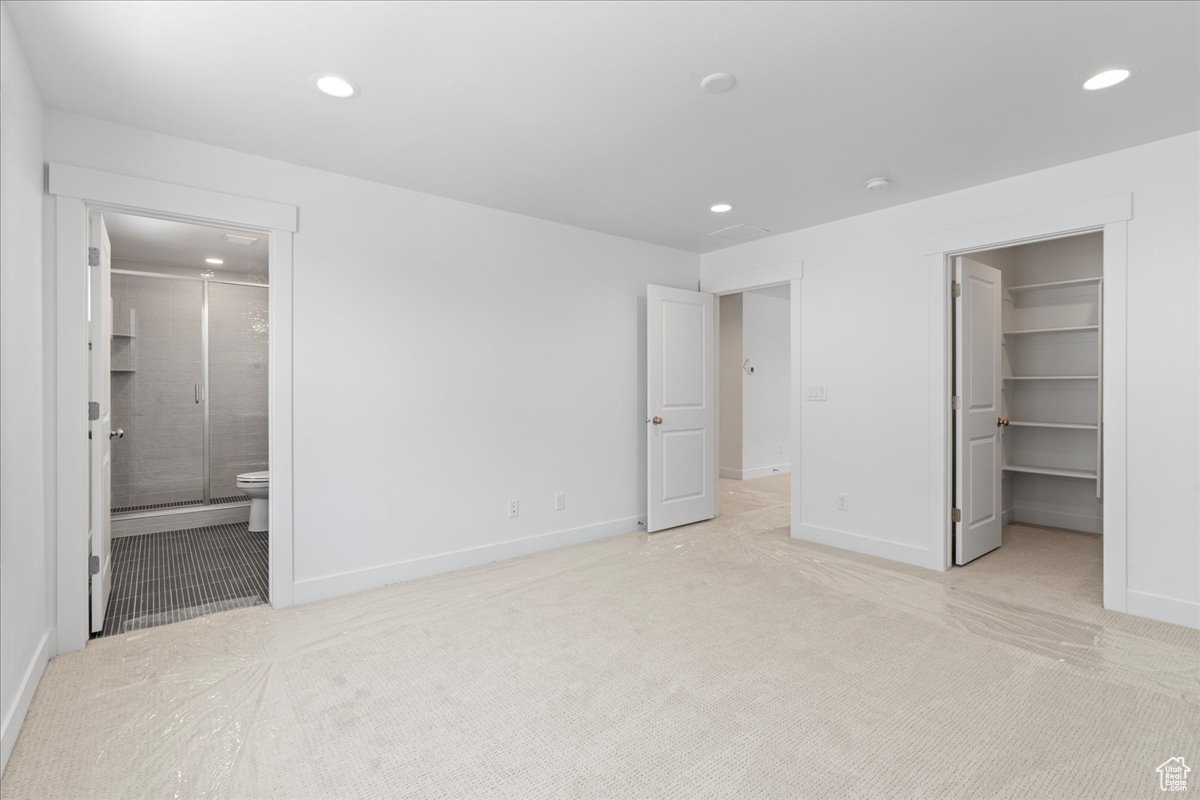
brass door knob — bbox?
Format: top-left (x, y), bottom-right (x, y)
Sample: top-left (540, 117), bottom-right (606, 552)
top-left (997, 416), bottom-right (1010, 427)
top-left (651, 416), bottom-right (663, 425)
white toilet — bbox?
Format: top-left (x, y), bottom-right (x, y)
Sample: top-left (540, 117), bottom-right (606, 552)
top-left (237, 470), bottom-right (269, 532)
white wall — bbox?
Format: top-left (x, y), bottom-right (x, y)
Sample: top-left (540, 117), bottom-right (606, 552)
top-left (41, 110), bottom-right (699, 604)
top-left (0, 1), bottom-right (51, 771)
top-left (701, 133), bottom-right (1200, 629)
top-left (718, 293), bottom-right (742, 476)
top-left (740, 288), bottom-right (790, 477)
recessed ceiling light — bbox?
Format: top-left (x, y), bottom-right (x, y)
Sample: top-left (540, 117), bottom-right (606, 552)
top-left (205, 257), bottom-right (224, 265)
top-left (315, 74), bottom-right (358, 98)
top-left (864, 176), bottom-right (891, 191)
top-left (700, 73), bottom-right (737, 94)
top-left (710, 203), bottom-right (733, 213)
top-left (1082, 68), bottom-right (1131, 91)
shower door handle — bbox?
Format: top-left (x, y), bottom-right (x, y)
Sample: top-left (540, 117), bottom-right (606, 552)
top-left (195, 384), bottom-right (205, 404)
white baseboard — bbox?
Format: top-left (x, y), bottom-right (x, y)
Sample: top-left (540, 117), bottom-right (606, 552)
top-left (1011, 506), bottom-right (1102, 534)
top-left (1125, 590), bottom-right (1200, 630)
top-left (794, 523), bottom-right (938, 570)
top-left (719, 464), bottom-right (791, 481)
top-left (1, 627), bottom-right (52, 773)
top-left (293, 515), bottom-right (644, 605)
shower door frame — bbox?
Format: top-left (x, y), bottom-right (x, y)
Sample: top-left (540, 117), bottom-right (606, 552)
top-left (50, 163), bottom-right (297, 654)
top-left (111, 268), bottom-right (270, 507)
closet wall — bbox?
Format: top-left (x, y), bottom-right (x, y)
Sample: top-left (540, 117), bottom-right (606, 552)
top-left (973, 232), bottom-right (1103, 534)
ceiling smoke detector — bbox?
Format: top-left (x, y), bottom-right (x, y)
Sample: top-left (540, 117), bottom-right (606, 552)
top-left (864, 176), bottom-right (891, 191)
top-left (700, 73), bottom-right (737, 94)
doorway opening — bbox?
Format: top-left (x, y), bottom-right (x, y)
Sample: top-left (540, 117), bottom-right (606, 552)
top-left (951, 230), bottom-right (1104, 602)
top-left (89, 210), bottom-right (271, 637)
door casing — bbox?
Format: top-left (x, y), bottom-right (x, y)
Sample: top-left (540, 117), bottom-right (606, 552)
top-left (49, 163), bottom-right (298, 653)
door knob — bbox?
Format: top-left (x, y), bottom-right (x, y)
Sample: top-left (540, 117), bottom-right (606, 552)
top-left (110, 428), bottom-right (124, 439)
top-left (996, 416), bottom-right (1010, 427)
top-left (650, 416), bottom-right (663, 425)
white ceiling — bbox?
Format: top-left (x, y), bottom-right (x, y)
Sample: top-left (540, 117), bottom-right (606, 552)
top-left (104, 212), bottom-right (269, 276)
top-left (10, 1), bottom-right (1199, 252)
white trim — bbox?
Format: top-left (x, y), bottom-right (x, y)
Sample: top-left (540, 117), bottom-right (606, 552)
top-left (719, 464), bottom-right (791, 480)
top-left (0, 628), bottom-right (52, 772)
top-left (1100, 222), bottom-right (1127, 612)
top-left (1125, 590), bottom-right (1200, 630)
top-left (293, 515), bottom-right (643, 605)
top-left (48, 163), bottom-right (297, 232)
top-left (1010, 506), bottom-right (1102, 535)
top-left (54, 196), bottom-right (91, 652)
top-left (49, 166), bottom-right (297, 653)
top-left (268, 230), bottom-right (295, 608)
top-left (701, 259), bottom-right (803, 296)
top-left (923, 195), bottom-right (1131, 256)
top-left (928, 195), bottom-right (1131, 613)
top-left (794, 523), bottom-right (938, 569)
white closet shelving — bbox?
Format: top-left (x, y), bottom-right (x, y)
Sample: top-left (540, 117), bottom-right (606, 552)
top-left (1001, 273), bottom-right (1102, 495)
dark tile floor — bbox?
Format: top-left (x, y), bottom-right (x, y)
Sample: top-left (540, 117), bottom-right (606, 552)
top-left (97, 522), bottom-right (268, 637)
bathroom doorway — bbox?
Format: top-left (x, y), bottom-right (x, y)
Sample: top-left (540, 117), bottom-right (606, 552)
top-left (91, 210), bottom-right (271, 637)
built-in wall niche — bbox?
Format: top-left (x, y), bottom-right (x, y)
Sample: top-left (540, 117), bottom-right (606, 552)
top-left (111, 304), bottom-right (137, 373)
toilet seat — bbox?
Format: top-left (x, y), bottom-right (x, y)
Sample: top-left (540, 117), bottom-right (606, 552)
top-left (237, 471), bottom-right (269, 484)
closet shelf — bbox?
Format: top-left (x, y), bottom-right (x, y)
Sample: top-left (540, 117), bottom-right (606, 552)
top-left (1003, 325), bottom-right (1099, 336)
top-left (113, 332), bottom-right (136, 339)
top-left (1007, 421), bottom-right (1098, 430)
top-left (1003, 375), bottom-right (1098, 381)
top-left (111, 368), bottom-right (136, 373)
top-left (1002, 464), bottom-right (1097, 480)
top-left (1006, 277), bottom-right (1102, 293)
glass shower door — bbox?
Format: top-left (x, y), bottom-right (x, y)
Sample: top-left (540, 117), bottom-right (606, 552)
top-left (207, 282), bottom-right (270, 502)
top-left (110, 274), bottom-right (206, 511)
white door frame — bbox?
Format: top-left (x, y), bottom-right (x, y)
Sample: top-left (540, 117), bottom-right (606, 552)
top-left (702, 261), bottom-right (804, 527)
top-left (925, 194), bottom-right (1131, 611)
top-left (49, 163), bottom-right (298, 653)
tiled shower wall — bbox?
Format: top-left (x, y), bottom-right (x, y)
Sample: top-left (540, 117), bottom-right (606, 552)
top-left (111, 274), bottom-right (205, 508)
top-left (110, 274), bottom-right (268, 509)
top-left (208, 282), bottom-right (269, 499)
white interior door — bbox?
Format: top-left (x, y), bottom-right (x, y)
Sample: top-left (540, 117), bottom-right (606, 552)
top-left (646, 284), bottom-right (716, 532)
top-left (88, 210), bottom-right (113, 632)
top-left (955, 257), bottom-right (1003, 564)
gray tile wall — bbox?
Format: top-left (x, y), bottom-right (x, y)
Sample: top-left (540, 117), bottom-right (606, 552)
top-left (208, 282), bottom-right (269, 498)
top-left (111, 275), bottom-right (205, 508)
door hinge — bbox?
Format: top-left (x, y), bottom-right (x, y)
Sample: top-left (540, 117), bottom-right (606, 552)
top-left (951, 395), bottom-right (959, 411)
top-left (88, 247), bottom-right (100, 267)
top-left (951, 281), bottom-right (961, 298)
top-left (88, 401), bottom-right (100, 420)
top-left (951, 507), bottom-right (962, 523)
top-left (89, 554), bottom-right (100, 575)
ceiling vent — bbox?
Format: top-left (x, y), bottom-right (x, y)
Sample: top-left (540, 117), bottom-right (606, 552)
top-left (705, 224), bottom-right (771, 245)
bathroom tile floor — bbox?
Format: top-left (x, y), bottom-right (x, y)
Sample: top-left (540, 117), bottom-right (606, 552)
top-left (96, 522), bottom-right (268, 637)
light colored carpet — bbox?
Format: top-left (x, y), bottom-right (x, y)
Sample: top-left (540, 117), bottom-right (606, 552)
top-left (3, 474), bottom-right (1198, 799)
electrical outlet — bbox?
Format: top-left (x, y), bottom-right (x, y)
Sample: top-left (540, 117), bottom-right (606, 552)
top-left (554, 493), bottom-right (566, 511)
top-left (507, 499), bottom-right (520, 519)
top-left (837, 494), bottom-right (850, 511)
top-left (805, 385), bottom-right (827, 401)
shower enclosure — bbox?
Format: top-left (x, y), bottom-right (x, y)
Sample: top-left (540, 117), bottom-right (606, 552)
top-left (110, 270), bottom-right (268, 514)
